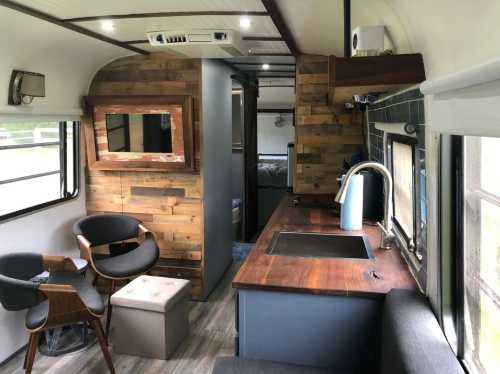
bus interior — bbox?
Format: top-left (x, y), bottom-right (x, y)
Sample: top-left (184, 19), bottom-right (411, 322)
top-left (0, 1), bottom-right (499, 374)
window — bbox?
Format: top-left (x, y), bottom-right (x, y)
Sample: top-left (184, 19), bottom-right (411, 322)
top-left (460, 135), bottom-right (500, 374)
top-left (0, 121), bottom-right (79, 220)
top-left (388, 135), bottom-right (422, 260)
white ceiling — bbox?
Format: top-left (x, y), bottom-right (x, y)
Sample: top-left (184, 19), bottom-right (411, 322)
top-left (75, 15), bottom-right (280, 41)
top-left (276, 0), bottom-right (411, 56)
top-left (2, 0), bottom-right (499, 89)
top-left (0, 6), bottom-right (128, 113)
top-left (11, 0), bottom-right (265, 19)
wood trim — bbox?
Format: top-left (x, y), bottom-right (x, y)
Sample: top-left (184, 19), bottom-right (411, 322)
top-left (260, 0), bottom-right (300, 56)
top-left (0, 0), bottom-right (149, 55)
top-left (64, 11), bottom-right (269, 22)
top-left (243, 36), bottom-right (283, 41)
top-left (83, 95), bottom-right (196, 172)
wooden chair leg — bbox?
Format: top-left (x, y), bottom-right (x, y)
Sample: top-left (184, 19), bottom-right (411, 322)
top-left (91, 318), bottom-right (116, 374)
top-left (105, 280), bottom-right (116, 340)
top-left (23, 333), bottom-right (33, 369)
top-left (25, 331), bottom-right (40, 374)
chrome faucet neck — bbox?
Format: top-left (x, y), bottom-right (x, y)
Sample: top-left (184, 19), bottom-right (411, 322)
top-left (335, 161), bottom-right (394, 249)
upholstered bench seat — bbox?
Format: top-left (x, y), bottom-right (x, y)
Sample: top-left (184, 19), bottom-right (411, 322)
top-left (213, 357), bottom-right (345, 374)
top-left (212, 289), bottom-right (464, 374)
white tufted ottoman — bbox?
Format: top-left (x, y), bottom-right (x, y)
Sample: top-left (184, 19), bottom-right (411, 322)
top-left (110, 275), bottom-right (191, 359)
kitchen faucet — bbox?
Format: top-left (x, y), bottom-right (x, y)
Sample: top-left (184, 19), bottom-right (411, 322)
top-left (334, 161), bottom-right (395, 249)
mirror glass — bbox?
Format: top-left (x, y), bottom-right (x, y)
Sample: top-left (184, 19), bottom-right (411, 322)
top-left (106, 113), bottom-right (172, 153)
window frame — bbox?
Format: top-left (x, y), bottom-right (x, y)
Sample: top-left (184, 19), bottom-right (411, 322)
top-left (387, 134), bottom-right (419, 258)
top-left (452, 134), bottom-right (500, 374)
top-left (0, 121), bottom-right (80, 222)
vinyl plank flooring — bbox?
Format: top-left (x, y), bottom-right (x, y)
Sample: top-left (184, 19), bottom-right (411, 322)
top-left (0, 262), bottom-right (240, 374)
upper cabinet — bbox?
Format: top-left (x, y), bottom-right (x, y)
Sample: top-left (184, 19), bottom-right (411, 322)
top-left (328, 54), bottom-right (426, 105)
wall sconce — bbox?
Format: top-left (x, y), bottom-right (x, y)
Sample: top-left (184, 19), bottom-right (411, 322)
top-left (8, 70), bottom-right (45, 105)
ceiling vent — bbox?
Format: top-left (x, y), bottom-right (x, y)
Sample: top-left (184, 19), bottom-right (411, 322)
top-left (146, 29), bottom-right (247, 58)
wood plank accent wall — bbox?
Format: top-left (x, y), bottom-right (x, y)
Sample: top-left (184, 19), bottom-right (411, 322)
top-left (87, 53), bottom-right (204, 299)
top-left (294, 55), bottom-right (364, 194)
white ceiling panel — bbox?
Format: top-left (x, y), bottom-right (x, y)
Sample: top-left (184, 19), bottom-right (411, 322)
top-left (10, 0), bottom-right (265, 19)
top-left (247, 41), bottom-right (290, 55)
top-left (276, 0), bottom-right (411, 56)
top-left (74, 15), bottom-right (280, 42)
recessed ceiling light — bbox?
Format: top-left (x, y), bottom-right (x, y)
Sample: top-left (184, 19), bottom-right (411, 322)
top-left (262, 64), bottom-right (270, 70)
top-left (101, 20), bottom-right (115, 32)
top-left (239, 17), bottom-right (251, 29)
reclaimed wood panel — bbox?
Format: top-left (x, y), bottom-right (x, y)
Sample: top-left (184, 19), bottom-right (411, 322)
top-left (294, 55), bottom-right (364, 194)
top-left (87, 53), bottom-right (204, 299)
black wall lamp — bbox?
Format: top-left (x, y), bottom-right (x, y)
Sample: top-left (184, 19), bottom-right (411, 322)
top-left (8, 70), bottom-right (45, 105)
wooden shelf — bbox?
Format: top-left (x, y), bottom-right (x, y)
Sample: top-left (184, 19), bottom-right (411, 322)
top-left (328, 53), bottom-right (426, 105)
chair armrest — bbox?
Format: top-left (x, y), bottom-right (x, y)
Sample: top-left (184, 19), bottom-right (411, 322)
top-left (138, 223), bottom-right (155, 240)
top-left (42, 255), bottom-right (79, 273)
top-left (76, 235), bottom-right (92, 262)
top-left (38, 283), bottom-right (93, 328)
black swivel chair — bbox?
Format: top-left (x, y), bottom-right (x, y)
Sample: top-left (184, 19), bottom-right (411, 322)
top-left (0, 253), bottom-right (115, 374)
top-left (72, 214), bottom-right (159, 337)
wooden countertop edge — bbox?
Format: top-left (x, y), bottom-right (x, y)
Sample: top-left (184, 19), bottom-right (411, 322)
top-left (232, 195), bottom-right (417, 297)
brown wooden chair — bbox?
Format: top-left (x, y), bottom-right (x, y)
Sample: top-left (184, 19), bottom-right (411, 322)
top-left (73, 214), bottom-right (159, 337)
top-left (0, 252), bottom-right (115, 374)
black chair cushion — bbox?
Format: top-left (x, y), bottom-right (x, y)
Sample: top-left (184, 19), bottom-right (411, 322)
top-left (0, 253), bottom-right (43, 311)
top-left (73, 214), bottom-right (141, 246)
top-left (25, 272), bottom-right (105, 330)
top-left (212, 357), bottom-right (345, 374)
top-left (380, 289), bottom-right (464, 374)
top-left (94, 238), bottom-right (159, 278)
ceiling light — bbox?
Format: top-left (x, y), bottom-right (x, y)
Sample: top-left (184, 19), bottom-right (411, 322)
top-left (101, 20), bottom-right (115, 32)
top-left (262, 64), bottom-right (270, 70)
top-left (239, 17), bottom-right (251, 29)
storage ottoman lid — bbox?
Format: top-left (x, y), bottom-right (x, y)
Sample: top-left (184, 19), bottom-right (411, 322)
top-left (110, 275), bottom-right (191, 312)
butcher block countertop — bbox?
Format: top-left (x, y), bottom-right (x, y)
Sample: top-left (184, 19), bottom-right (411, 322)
top-left (233, 195), bottom-right (417, 298)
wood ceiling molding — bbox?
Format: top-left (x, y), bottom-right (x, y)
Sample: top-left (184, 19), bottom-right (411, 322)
top-left (64, 11), bottom-right (269, 23)
top-left (0, 0), bottom-right (149, 55)
top-left (243, 36), bottom-right (283, 41)
top-left (261, 0), bottom-right (300, 56)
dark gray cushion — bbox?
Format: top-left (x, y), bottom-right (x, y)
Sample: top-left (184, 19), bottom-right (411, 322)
top-left (26, 271), bottom-right (105, 330)
top-left (0, 253), bottom-right (43, 311)
top-left (380, 289), bottom-right (464, 374)
top-left (212, 357), bottom-right (345, 374)
top-left (94, 237), bottom-right (159, 278)
top-left (73, 214), bottom-right (141, 246)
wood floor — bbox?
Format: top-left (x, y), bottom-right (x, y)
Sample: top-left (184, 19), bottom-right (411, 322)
top-left (0, 262), bottom-right (240, 374)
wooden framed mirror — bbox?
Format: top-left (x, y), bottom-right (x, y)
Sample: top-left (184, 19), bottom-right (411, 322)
top-left (83, 95), bottom-right (195, 172)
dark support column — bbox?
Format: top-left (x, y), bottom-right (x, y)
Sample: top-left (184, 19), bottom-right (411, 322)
top-left (344, 0), bottom-right (351, 58)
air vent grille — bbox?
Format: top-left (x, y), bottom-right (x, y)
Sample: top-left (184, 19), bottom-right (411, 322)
top-left (165, 34), bottom-right (188, 44)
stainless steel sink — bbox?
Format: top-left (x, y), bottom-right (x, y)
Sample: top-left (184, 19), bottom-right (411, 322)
top-left (267, 231), bottom-right (373, 260)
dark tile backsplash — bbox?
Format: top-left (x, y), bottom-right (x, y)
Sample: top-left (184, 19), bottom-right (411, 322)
top-left (366, 87), bottom-right (427, 285)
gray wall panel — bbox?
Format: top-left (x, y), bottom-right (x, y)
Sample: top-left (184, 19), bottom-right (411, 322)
top-left (201, 60), bottom-right (233, 298)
